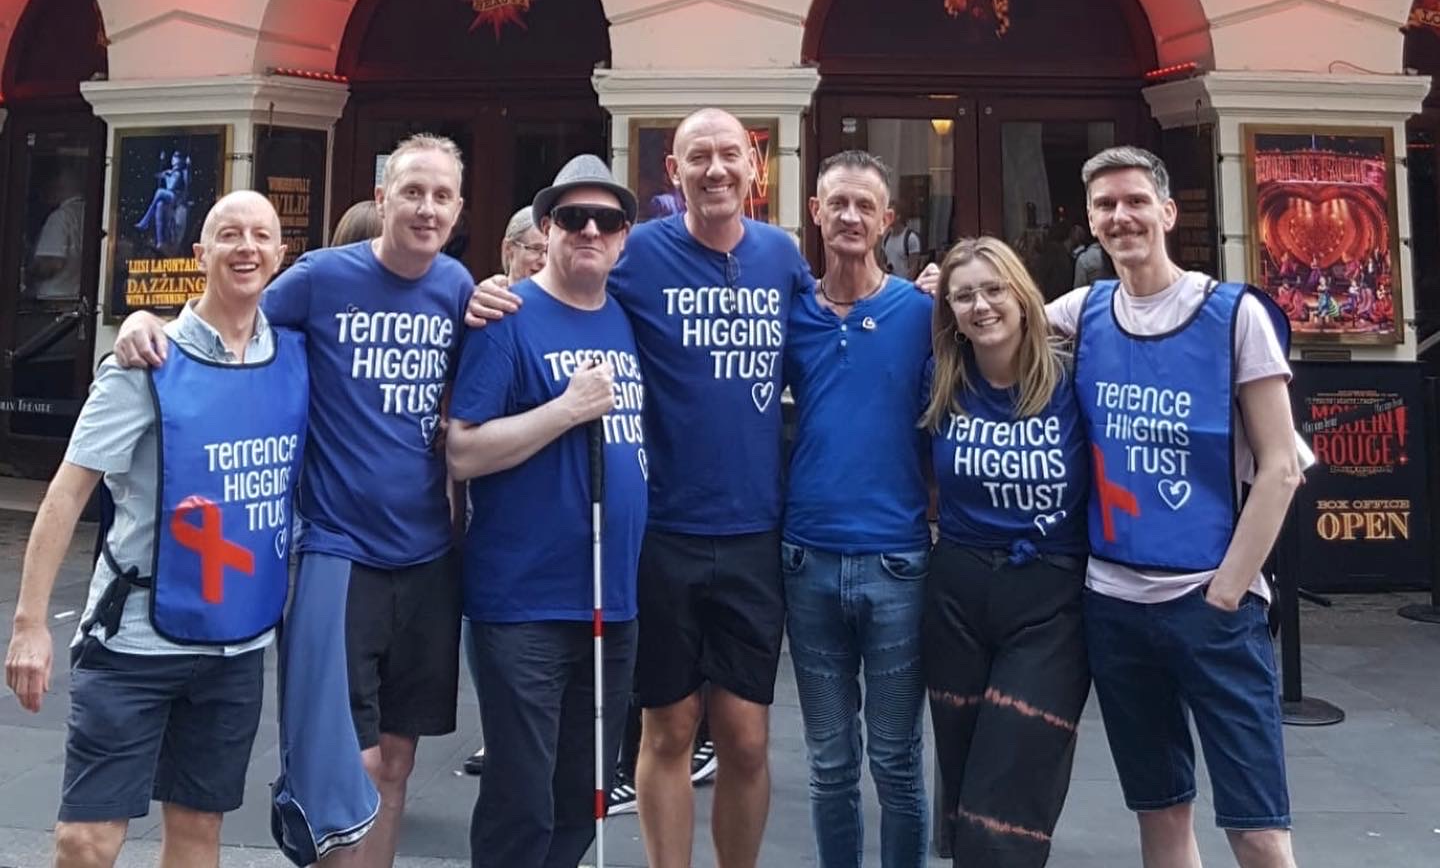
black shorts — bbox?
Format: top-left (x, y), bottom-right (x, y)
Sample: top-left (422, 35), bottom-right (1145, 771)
top-left (634, 529), bottom-right (785, 708)
top-left (343, 552), bottom-right (461, 749)
top-left (60, 638), bottom-right (264, 821)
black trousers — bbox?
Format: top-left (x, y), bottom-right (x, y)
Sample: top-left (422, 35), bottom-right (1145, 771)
top-left (469, 620), bottom-right (637, 868)
top-left (921, 540), bottom-right (1090, 868)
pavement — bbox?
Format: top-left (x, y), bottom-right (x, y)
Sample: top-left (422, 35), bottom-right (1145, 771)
top-left (2, 507), bottom-right (1440, 866)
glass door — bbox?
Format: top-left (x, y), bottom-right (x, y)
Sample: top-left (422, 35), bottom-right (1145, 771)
top-left (815, 93), bottom-right (1141, 297)
top-left (977, 97), bottom-right (1137, 299)
top-left (0, 115), bottom-right (106, 475)
top-left (813, 94), bottom-right (980, 278)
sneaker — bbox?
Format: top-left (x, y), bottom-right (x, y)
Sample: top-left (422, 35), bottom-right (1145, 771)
top-left (607, 779), bottom-right (637, 815)
top-left (462, 747), bottom-right (485, 776)
top-left (689, 740), bottom-right (718, 784)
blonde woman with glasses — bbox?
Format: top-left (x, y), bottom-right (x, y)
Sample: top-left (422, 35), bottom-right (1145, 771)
top-left (919, 236), bottom-right (1090, 867)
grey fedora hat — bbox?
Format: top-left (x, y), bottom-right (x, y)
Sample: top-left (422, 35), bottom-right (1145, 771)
top-left (532, 154), bottom-right (639, 224)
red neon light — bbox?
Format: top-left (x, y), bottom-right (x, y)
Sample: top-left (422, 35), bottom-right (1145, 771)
top-left (270, 67), bottom-right (350, 84)
top-left (1144, 61), bottom-right (1199, 81)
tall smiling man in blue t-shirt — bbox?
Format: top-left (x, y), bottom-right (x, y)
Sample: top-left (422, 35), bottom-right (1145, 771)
top-left (449, 154), bottom-right (646, 868)
top-left (470, 109), bottom-right (813, 868)
top-left (783, 150), bottom-right (933, 868)
top-left (112, 134), bottom-right (476, 867)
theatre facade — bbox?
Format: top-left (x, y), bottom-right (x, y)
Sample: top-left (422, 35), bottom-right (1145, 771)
top-left (0, 1), bottom-right (1437, 507)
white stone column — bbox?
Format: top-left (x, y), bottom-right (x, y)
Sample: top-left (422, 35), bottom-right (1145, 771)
top-left (593, 68), bottom-right (820, 241)
top-left (1145, 71), bottom-right (1431, 361)
top-left (80, 74), bottom-right (349, 360)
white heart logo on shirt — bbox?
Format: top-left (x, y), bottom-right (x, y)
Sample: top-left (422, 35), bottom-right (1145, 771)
top-left (420, 413), bottom-right (440, 446)
top-left (1158, 479), bottom-right (1191, 511)
top-left (1033, 511), bottom-right (1066, 537)
top-left (274, 527), bottom-right (288, 559)
top-left (637, 448), bottom-right (649, 481)
top-left (751, 382), bottom-right (775, 413)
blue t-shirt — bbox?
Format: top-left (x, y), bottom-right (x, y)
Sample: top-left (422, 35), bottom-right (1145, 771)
top-left (608, 215), bottom-right (812, 535)
top-left (783, 277), bottom-right (932, 553)
top-left (261, 241), bottom-right (472, 568)
top-left (451, 280), bottom-right (647, 623)
top-left (932, 358), bottom-right (1089, 555)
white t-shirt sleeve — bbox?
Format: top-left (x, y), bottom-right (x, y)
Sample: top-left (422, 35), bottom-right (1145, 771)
top-left (905, 230), bottom-right (921, 255)
top-left (33, 209), bottom-right (75, 259)
top-left (1234, 293), bottom-right (1291, 385)
top-left (1045, 286), bottom-right (1087, 338)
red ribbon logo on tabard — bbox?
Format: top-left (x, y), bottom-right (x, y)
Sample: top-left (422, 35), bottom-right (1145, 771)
top-left (171, 495), bottom-right (254, 604)
top-left (465, 0), bottom-right (534, 38)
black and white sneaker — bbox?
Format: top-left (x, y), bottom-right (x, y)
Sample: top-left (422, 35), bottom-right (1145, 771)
top-left (607, 779), bottom-right (638, 815)
top-left (689, 740), bottom-right (718, 784)
top-left (462, 747), bottom-right (485, 776)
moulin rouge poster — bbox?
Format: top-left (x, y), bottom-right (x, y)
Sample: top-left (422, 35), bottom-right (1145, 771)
top-left (1244, 127), bottom-right (1403, 345)
top-left (1291, 362), bottom-right (1430, 591)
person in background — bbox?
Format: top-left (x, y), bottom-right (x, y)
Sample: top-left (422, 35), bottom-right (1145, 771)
top-left (457, 207), bottom-right (550, 779)
top-left (332, 200), bottom-right (383, 247)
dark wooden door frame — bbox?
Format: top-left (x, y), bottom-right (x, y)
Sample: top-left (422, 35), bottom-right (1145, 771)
top-left (332, 91), bottom-right (605, 278)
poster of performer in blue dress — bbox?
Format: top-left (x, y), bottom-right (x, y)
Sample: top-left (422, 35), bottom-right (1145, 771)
top-left (107, 126), bottom-right (228, 318)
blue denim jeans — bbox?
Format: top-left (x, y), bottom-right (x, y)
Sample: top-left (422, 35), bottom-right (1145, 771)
top-left (782, 542), bottom-right (929, 868)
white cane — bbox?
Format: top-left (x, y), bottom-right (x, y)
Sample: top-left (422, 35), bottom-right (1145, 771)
top-left (587, 420), bottom-right (607, 868)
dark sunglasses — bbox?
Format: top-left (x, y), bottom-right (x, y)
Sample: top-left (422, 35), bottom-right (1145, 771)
top-left (551, 205), bottom-right (628, 234)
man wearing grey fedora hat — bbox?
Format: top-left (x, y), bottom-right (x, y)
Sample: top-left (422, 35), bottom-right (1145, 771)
top-left (449, 154), bottom-right (648, 868)
top-left (469, 109), bottom-right (813, 868)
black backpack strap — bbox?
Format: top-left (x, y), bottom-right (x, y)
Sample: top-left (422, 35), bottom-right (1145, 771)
top-left (79, 484), bottom-right (152, 640)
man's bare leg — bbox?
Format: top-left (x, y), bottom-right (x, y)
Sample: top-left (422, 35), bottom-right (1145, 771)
top-left (1138, 803), bottom-right (1203, 868)
top-left (157, 803), bottom-right (221, 868)
top-left (321, 734), bottom-right (418, 867)
top-left (53, 820), bottom-right (126, 868)
top-left (708, 687), bottom-right (771, 868)
top-left (637, 692), bottom-right (703, 868)
top-left (1228, 828), bottom-right (1297, 868)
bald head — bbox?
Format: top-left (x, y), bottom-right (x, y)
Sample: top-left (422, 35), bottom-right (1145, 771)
top-left (200, 190), bottom-right (281, 247)
top-left (193, 190), bottom-right (287, 303)
top-left (672, 108), bottom-right (746, 158)
top-left (667, 107), bottom-right (754, 228)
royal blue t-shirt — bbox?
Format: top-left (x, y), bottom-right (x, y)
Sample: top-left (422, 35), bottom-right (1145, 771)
top-left (608, 215), bottom-right (812, 535)
top-left (261, 241), bottom-right (472, 569)
top-left (931, 358), bottom-right (1089, 555)
top-left (783, 277), bottom-right (932, 553)
top-left (451, 280), bottom-right (647, 623)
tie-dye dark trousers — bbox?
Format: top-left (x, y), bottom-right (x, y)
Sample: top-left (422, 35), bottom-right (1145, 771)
top-left (921, 539), bottom-right (1090, 868)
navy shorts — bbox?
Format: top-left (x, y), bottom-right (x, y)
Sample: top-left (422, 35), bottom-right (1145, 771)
top-left (59, 638), bottom-right (264, 822)
top-left (1083, 586), bottom-right (1291, 830)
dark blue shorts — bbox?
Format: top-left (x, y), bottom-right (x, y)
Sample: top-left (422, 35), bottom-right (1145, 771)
top-left (1083, 586), bottom-right (1291, 830)
top-left (59, 638), bottom-right (264, 822)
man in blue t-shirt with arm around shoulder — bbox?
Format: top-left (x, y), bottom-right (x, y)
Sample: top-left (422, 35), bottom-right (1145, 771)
top-left (448, 154), bottom-right (647, 868)
top-left (469, 109), bottom-right (813, 868)
top-left (111, 134), bottom-right (475, 867)
top-left (782, 150), bottom-right (933, 868)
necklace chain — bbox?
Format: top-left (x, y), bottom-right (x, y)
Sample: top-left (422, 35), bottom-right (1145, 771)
top-left (818, 273), bottom-right (884, 307)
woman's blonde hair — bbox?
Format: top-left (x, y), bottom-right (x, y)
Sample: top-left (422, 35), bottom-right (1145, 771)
top-left (920, 236), bottom-right (1066, 431)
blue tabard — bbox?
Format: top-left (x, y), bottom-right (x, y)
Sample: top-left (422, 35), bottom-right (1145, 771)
top-left (1074, 280), bottom-right (1261, 572)
top-left (143, 330), bottom-right (308, 644)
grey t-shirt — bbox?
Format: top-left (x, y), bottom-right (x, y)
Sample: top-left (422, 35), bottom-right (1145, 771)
top-left (68, 302), bottom-right (277, 656)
